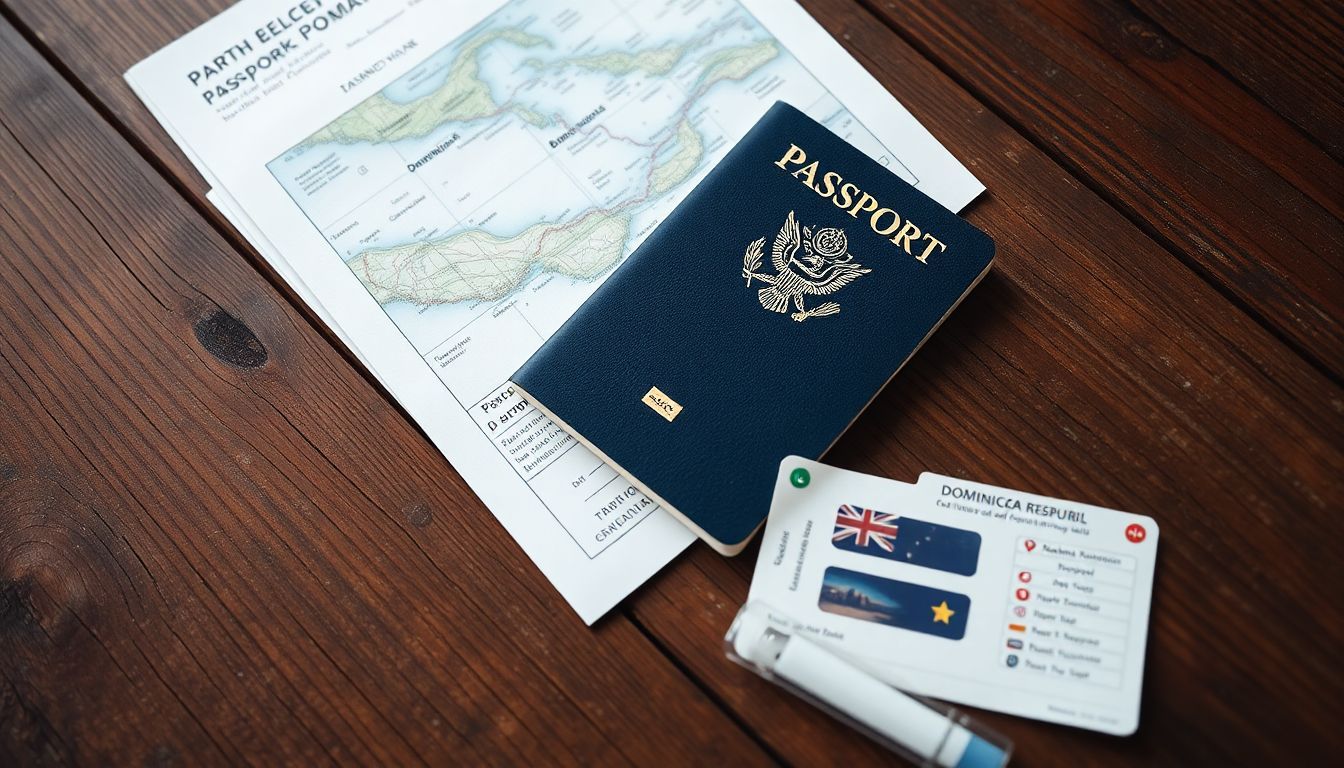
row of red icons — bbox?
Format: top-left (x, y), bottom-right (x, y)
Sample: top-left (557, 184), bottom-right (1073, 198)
top-left (1006, 570), bottom-right (1033, 665)
top-left (1008, 528), bottom-right (1146, 669)
top-left (1017, 567), bottom-right (1032, 601)
top-left (1012, 541), bottom-right (1039, 656)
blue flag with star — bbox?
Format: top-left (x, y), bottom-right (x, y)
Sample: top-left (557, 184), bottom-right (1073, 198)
top-left (818, 566), bottom-right (971, 640)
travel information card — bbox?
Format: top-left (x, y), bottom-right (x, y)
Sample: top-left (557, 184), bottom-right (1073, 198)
top-left (748, 458), bottom-right (1159, 735)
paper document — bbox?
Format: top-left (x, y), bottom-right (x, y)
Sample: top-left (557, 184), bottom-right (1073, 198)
top-left (127, 0), bottom-right (984, 622)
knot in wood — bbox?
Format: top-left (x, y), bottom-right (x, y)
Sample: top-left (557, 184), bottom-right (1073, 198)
top-left (193, 308), bottom-right (268, 368)
top-left (0, 576), bottom-right (38, 633)
top-left (404, 502), bottom-right (432, 529)
top-left (1, 548), bottom-right (90, 646)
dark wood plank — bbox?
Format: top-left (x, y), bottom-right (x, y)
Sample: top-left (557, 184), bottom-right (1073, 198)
top-left (0, 18), bottom-right (770, 766)
top-left (1129, 0), bottom-right (1344, 163)
top-left (861, 0), bottom-right (1344, 381)
top-left (3, 0), bottom-right (270, 195)
top-left (5, 0), bottom-right (1343, 765)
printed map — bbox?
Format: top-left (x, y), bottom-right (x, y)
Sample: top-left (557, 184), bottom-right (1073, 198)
top-left (268, 0), bottom-right (909, 362)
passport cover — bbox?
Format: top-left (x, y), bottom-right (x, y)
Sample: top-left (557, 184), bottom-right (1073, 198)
top-left (512, 101), bottom-right (994, 555)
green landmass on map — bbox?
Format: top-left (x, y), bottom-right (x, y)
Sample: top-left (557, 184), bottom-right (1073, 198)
top-left (650, 118), bottom-right (703, 195)
top-left (299, 28), bottom-right (552, 148)
top-left (352, 210), bottom-right (633, 306)
top-left (694, 40), bottom-right (779, 91)
top-left (303, 23), bottom-right (784, 308)
top-left (528, 41), bottom-right (689, 76)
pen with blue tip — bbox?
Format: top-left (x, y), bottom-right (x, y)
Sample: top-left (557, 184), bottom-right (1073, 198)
top-left (726, 602), bottom-right (1012, 768)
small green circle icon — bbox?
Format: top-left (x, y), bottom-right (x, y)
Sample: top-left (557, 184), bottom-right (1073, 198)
top-left (789, 467), bottom-right (811, 488)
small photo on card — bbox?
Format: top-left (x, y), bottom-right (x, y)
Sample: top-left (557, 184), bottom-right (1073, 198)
top-left (831, 505), bottom-right (982, 576)
top-left (818, 566), bottom-right (971, 640)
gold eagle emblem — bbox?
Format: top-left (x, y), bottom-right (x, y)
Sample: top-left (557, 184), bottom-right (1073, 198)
top-left (742, 211), bottom-right (870, 321)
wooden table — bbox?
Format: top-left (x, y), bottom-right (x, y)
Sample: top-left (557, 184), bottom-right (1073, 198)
top-left (1, 1), bottom-right (1339, 764)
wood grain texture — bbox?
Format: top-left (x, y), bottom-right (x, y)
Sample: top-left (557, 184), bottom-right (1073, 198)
top-left (1129, 0), bottom-right (1344, 163)
top-left (0, 0), bottom-right (1341, 765)
top-left (0, 18), bottom-right (768, 766)
top-left (861, 0), bottom-right (1344, 381)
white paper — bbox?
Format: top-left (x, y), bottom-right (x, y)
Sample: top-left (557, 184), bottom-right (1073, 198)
top-left (126, 0), bottom-right (984, 623)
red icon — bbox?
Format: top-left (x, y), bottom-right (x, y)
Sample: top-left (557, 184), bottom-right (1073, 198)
top-left (1017, 571), bottom-right (1032, 583)
top-left (1125, 523), bottom-right (1147, 543)
top-left (1015, 588), bottom-right (1030, 601)
top-left (1023, 539), bottom-right (1037, 552)
top-left (1013, 606), bottom-right (1027, 617)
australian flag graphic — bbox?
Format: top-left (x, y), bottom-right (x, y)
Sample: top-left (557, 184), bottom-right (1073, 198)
top-left (831, 505), bottom-right (981, 576)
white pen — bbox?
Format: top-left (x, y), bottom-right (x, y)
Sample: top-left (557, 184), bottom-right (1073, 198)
top-left (726, 602), bottom-right (1011, 768)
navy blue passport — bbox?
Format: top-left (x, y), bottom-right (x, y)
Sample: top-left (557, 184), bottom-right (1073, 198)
top-left (512, 102), bottom-right (993, 555)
